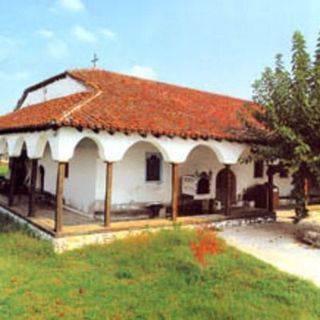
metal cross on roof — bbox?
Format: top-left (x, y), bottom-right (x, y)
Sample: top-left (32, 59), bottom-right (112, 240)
top-left (91, 53), bottom-right (99, 68)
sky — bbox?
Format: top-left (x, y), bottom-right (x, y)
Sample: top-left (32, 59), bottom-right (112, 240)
top-left (0, 0), bottom-right (319, 113)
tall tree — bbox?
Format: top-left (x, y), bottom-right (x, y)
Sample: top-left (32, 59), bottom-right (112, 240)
top-left (243, 31), bottom-right (320, 222)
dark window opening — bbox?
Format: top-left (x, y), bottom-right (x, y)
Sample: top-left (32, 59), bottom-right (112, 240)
top-left (197, 172), bottom-right (210, 194)
top-left (254, 161), bottom-right (264, 178)
top-left (146, 153), bottom-right (162, 182)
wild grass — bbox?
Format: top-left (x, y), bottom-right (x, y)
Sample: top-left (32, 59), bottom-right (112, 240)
top-left (0, 214), bottom-right (319, 319)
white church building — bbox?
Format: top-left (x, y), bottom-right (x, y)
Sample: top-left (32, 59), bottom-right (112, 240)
top-left (0, 69), bottom-right (305, 236)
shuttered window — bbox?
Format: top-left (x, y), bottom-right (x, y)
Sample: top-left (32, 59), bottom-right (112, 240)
top-left (146, 153), bottom-right (162, 182)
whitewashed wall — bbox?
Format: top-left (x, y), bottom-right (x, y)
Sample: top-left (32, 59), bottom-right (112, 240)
top-left (38, 145), bottom-right (57, 195)
top-left (180, 146), bottom-right (292, 199)
top-left (234, 161), bottom-right (292, 197)
top-left (20, 75), bottom-right (88, 108)
top-left (95, 142), bottom-right (172, 212)
top-left (64, 139), bottom-right (97, 213)
top-left (274, 174), bottom-right (293, 197)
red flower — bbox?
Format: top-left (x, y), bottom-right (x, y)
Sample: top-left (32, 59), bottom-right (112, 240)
top-left (190, 229), bottom-right (223, 267)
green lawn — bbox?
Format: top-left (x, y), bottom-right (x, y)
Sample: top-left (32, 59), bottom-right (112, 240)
top-left (0, 214), bottom-right (320, 320)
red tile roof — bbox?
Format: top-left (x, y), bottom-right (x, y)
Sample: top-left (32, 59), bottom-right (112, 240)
top-left (0, 69), bottom-right (256, 141)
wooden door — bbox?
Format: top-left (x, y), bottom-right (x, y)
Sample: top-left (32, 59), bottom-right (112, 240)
top-left (216, 168), bottom-right (236, 205)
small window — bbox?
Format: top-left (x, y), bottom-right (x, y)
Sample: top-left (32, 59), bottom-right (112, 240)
top-left (146, 153), bottom-right (162, 182)
top-left (65, 163), bottom-right (69, 179)
top-left (254, 160), bottom-right (264, 178)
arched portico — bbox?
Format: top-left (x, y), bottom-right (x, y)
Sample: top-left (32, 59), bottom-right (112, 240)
top-left (179, 145), bottom-right (224, 216)
top-left (0, 126), bottom-right (259, 234)
top-left (6, 140), bottom-right (55, 219)
top-left (53, 137), bottom-right (103, 232)
top-left (99, 140), bottom-right (172, 222)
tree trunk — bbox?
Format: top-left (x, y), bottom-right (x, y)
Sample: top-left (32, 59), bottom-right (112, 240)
top-left (292, 162), bottom-right (309, 223)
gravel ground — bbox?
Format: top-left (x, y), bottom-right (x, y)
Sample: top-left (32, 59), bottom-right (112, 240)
top-left (219, 222), bottom-right (320, 287)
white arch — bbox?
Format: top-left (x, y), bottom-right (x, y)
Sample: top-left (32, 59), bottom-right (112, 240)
top-left (151, 137), bottom-right (198, 163)
top-left (207, 140), bottom-right (248, 164)
top-left (95, 133), bottom-right (144, 162)
top-left (62, 134), bottom-right (106, 162)
top-left (119, 138), bottom-right (171, 162)
top-left (48, 128), bottom-right (171, 163)
top-left (24, 133), bottom-right (49, 159)
top-left (6, 135), bottom-right (24, 157)
top-left (45, 128), bottom-right (104, 162)
top-left (0, 132), bottom-right (54, 159)
top-left (184, 143), bottom-right (222, 163)
top-left (0, 127), bottom-right (249, 165)
top-left (152, 138), bottom-right (226, 164)
top-left (53, 130), bottom-right (245, 164)
top-left (162, 139), bottom-right (248, 165)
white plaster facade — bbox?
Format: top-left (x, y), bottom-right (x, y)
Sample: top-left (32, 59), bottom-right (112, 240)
top-left (0, 128), bottom-right (293, 215)
top-left (20, 75), bottom-right (89, 108)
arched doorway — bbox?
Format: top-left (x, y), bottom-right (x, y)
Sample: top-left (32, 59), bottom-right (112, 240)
top-left (216, 168), bottom-right (236, 206)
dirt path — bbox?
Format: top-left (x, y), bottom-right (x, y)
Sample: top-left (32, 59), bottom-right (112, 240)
top-left (219, 222), bottom-right (320, 287)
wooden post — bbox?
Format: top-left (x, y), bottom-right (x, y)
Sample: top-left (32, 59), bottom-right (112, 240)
top-left (54, 162), bottom-right (66, 234)
top-left (304, 178), bottom-right (309, 205)
top-left (224, 164), bottom-right (231, 215)
top-left (8, 158), bottom-right (17, 207)
top-left (28, 159), bottom-right (38, 217)
top-left (104, 162), bottom-right (113, 227)
top-left (171, 163), bottom-right (179, 222)
top-left (267, 167), bottom-right (274, 213)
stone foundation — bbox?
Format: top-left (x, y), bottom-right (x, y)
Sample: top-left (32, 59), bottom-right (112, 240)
top-left (53, 227), bottom-right (168, 253)
top-left (0, 205), bottom-right (275, 253)
top-left (207, 215), bottom-right (276, 230)
top-left (53, 215), bottom-right (275, 253)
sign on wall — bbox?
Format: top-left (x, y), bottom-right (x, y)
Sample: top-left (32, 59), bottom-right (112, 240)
top-left (181, 175), bottom-right (197, 196)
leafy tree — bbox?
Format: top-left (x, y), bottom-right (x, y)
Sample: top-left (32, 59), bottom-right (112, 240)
top-left (243, 31), bottom-right (320, 222)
